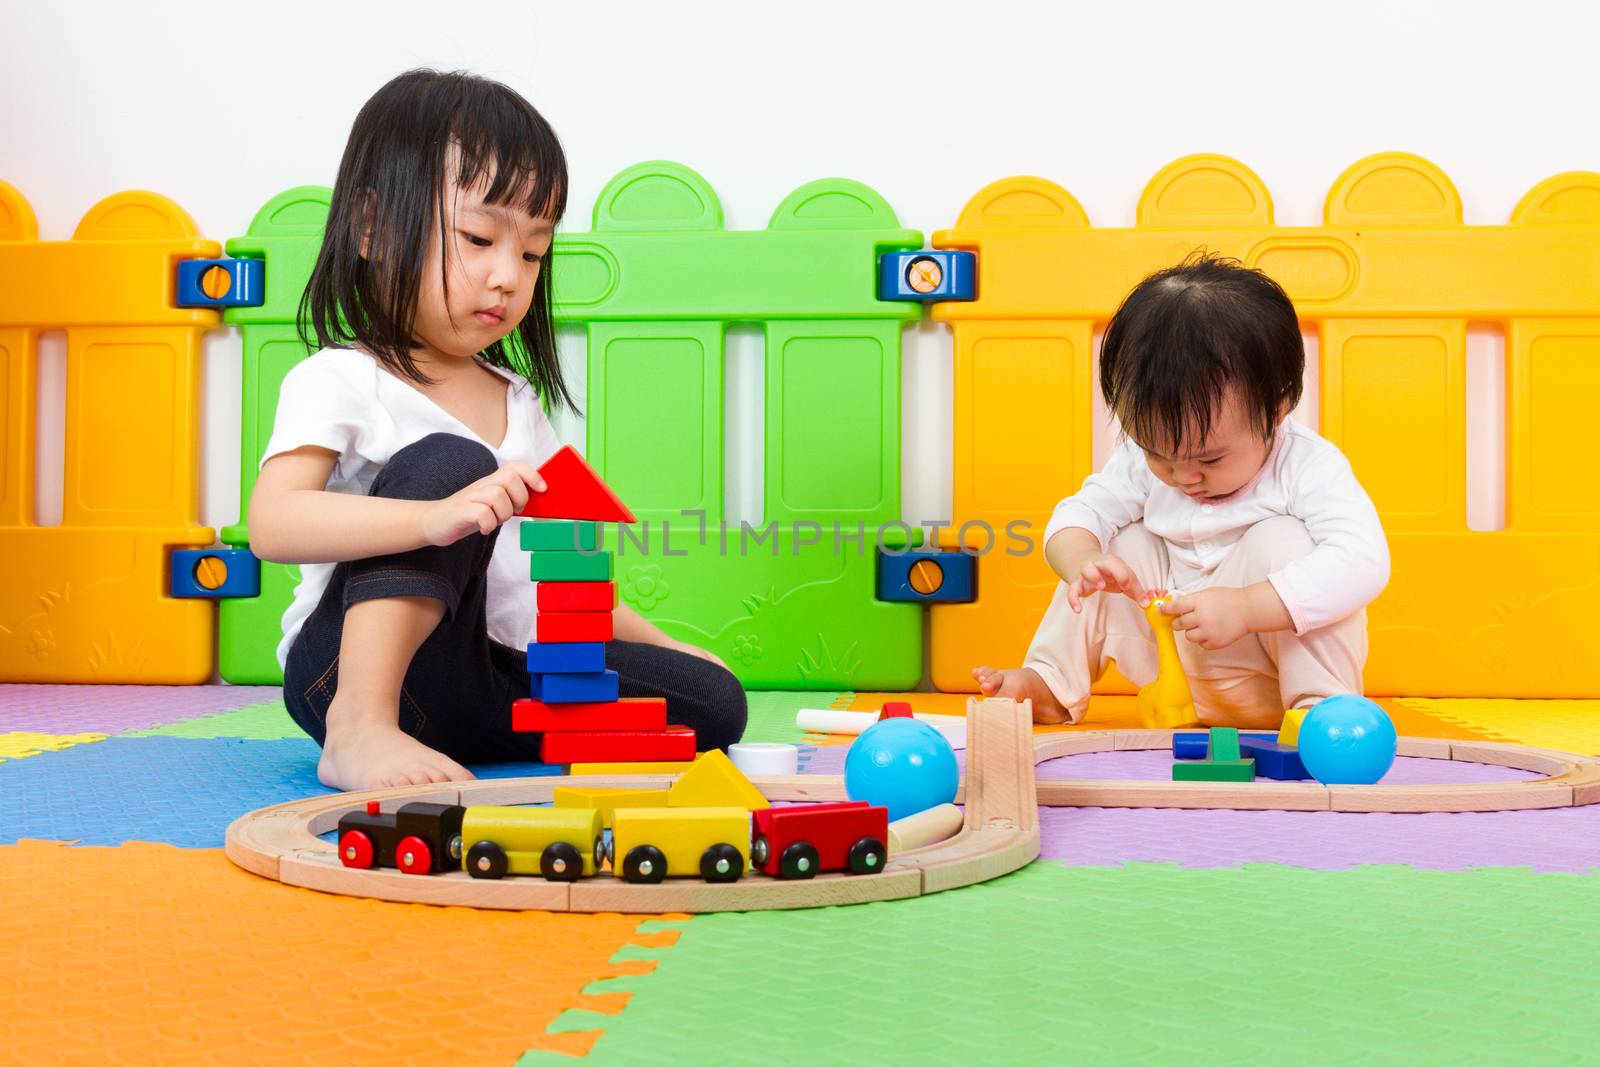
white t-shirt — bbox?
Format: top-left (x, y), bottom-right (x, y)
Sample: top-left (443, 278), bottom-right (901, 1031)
top-left (259, 347), bottom-right (562, 669)
top-left (1042, 418), bottom-right (1390, 636)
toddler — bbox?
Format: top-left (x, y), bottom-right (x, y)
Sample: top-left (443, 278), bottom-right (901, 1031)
top-left (975, 255), bottom-right (1389, 728)
top-left (251, 70), bottom-right (745, 790)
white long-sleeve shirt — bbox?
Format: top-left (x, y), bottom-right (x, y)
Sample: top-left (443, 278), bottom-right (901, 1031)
top-left (1042, 418), bottom-right (1390, 635)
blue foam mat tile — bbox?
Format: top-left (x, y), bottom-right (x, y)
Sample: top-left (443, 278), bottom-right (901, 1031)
top-left (0, 736), bottom-right (560, 849)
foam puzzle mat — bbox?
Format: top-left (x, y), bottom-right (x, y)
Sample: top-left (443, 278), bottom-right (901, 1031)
top-left (3, 684), bottom-right (1599, 1064)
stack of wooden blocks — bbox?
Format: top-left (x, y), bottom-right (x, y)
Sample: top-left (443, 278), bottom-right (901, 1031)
top-left (510, 446), bottom-right (696, 766)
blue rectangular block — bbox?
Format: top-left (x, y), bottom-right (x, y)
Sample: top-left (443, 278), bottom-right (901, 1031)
top-left (1238, 735), bottom-right (1311, 780)
top-left (531, 670), bottom-right (620, 704)
top-left (526, 641), bottom-right (606, 675)
top-left (1173, 732), bottom-right (1275, 759)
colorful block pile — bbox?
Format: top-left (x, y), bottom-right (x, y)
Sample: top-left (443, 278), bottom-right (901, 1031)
top-left (1171, 721), bottom-right (1311, 782)
top-left (509, 445), bottom-right (696, 765)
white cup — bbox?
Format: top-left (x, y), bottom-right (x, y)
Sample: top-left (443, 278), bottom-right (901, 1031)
top-left (728, 742), bottom-right (800, 777)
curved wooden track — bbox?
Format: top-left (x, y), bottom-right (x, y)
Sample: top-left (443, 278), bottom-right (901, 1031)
top-left (226, 698), bottom-right (1600, 912)
top-left (225, 698), bottom-right (1039, 913)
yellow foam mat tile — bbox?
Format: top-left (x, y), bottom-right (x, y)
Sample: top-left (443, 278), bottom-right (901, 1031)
top-left (0, 841), bottom-right (685, 1064)
top-left (0, 731), bottom-right (105, 762)
top-left (1393, 698), bottom-right (1600, 755)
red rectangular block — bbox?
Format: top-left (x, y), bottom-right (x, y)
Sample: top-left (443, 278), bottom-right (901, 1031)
top-left (540, 727), bottom-right (697, 764)
top-left (536, 611), bottom-right (613, 643)
top-left (512, 697), bottom-right (668, 733)
top-left (537, 581), bottom-right (617, 612)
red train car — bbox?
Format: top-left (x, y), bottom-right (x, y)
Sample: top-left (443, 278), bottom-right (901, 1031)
top-left (749, 801), bottom-right (889, 879)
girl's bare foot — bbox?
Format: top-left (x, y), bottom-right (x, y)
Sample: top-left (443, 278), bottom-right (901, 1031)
top-left (971, 665), bottom-right (1074, 724)
top-left (317, 697), bottom-right (475, 791)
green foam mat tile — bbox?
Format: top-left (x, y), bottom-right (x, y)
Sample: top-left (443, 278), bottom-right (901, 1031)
top-left (521, 861), bottom-right (1600, 1065)
top-left (739, 690), bottom-right (845, 745)
top-left (121, 699), bottom-right (302, 740)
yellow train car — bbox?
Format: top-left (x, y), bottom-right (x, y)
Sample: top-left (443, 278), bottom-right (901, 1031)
top-left (608, 806), bottom-right (750, 884)
top-left (459, 806), bottom-right (605, 882)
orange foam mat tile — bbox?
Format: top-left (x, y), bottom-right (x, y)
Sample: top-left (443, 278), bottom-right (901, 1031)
top-left (0, 841), bottom-right (685, 1065)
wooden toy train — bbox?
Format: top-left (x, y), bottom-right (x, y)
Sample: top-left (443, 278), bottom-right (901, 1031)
top-left (337, 798), bottom-right (890, 884)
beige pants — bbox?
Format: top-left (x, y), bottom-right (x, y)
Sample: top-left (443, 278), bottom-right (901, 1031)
top-left (1023, 516), bottom-right (1368, 729)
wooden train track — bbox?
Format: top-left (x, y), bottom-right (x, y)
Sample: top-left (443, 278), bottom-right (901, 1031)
top-left (225, 698), bottom-right (1039, 913)
top-left (226, 698), bottom-right (1600, 912)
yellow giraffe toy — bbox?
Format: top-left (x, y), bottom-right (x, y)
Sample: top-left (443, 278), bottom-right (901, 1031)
top-left (1137, 589), bottom-right (1200, 729)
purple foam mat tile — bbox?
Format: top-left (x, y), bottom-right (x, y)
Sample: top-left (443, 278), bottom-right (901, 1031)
top-left (0, 684), bottom-right (283, 734)
top-left (1038, 803), bottom-right (1600, 873)
top-left (1036, 750), bottom-right (1536, 785)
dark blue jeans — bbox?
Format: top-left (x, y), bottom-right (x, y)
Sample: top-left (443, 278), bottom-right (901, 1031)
top-left (281, 433), bottom-right (748, 763)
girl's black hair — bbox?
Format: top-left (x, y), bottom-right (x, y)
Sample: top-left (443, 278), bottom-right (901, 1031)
top-left (1100, 252), bottom-right (1303, 454)
top-left (300, 68), bottom-right (577, 411)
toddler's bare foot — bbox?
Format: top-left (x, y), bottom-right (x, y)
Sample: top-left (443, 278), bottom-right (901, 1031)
top-left (318, 698), bottom-right (475, 791)
top-left (971, 665), bottom-right (1074, 724)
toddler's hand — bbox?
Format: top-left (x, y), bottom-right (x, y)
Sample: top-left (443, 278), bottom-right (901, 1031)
top-left (1068, 554), bottom-right (1143, 613)
top-left (420, 462), bottom-right (546, 547)
top-left (1160, 587), bottom-right (1249, 649)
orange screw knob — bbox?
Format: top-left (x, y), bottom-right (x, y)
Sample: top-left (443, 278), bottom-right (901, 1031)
top-left (908, 559), bottom-right (945, 595)
top-left (200, 264), bottom-right (233, 300)
top-left (194, 556), bottom-right (229, 590)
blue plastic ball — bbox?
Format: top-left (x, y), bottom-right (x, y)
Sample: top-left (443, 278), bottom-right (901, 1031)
top-left (1297, 695), bottom-right (1397, 785)
top-left (843, 718), bottom-right (960, 822)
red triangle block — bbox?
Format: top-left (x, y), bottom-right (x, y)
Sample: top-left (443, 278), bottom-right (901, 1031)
top-left (520, 445), bottom-right (636, 523)
top-left (878, 701), bottom-right (914, 721)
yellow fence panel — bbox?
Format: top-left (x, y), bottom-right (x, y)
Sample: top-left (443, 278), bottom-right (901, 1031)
top-left (930, 153), bottom-right (1600, 698)
top-left (0, 182), bottom-right (217, 682)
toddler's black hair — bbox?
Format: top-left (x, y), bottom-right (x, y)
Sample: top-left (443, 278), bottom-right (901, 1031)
top-left (300, 68), bottom-right (576, 410)
top-left (1100, 252), bottom-right (1303, 453)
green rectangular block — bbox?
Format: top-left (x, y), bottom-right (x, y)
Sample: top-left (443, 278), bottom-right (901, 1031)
top-left (520, 520), bottom-right (599, 552)
top-left (1208, 727), bottom-right (1241, 762)
top-left (529, 551), bottom-right (613, 582)
top-left (1173, 758), bottom-right (1256, 783)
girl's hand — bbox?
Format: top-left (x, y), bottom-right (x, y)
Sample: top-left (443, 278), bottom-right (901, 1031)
top-left (664, 637), bottom-right (730, 673)
top-left (420, 462), bottom-right (545, 547)
top-left (1068, 554), bottom-right (1143, 613)
top-left (1160, 587), bottom-right (1249, 650)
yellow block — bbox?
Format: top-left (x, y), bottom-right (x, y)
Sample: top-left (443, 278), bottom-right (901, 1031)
top-left (553, 786), bottom-right (669, 828)
top-left (569, 760), bottom-right (697, 775)
top-left (0, 183), bottom-right (218, 683)
top-left (666, 748), bottom-right (769, 810)
top-left (610, 806), bottom-right (750, 880)
top-left (1278, 706), bottom-right (1310, 747)
top-left (928, 153), bottom-right (1600, 699)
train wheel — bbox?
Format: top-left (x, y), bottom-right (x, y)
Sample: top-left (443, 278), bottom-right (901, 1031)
top-left (700, 843), bottom-right (744, 883)
top-left (466, 840), bottom-right (509, 879)
top-left (541, 841), bottom-right (584, 882)
top-left (778, 841), bottom-right (820, 880)
top-left (848, 836), bottom-right (887, 875)
top-left (395, 835), bottom-right (433, 875)
top-left (750, 834), bottom-right (771, 868)
top-left (622, 845), bottom-right (667, 884)
top-left (593, 835), bottom-right (608, 873)
top-left (337, 829), bottom-right (375, 869)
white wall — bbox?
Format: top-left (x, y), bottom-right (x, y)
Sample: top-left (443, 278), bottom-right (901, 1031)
top-left (5, 0), bottom-right (1598, 534)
